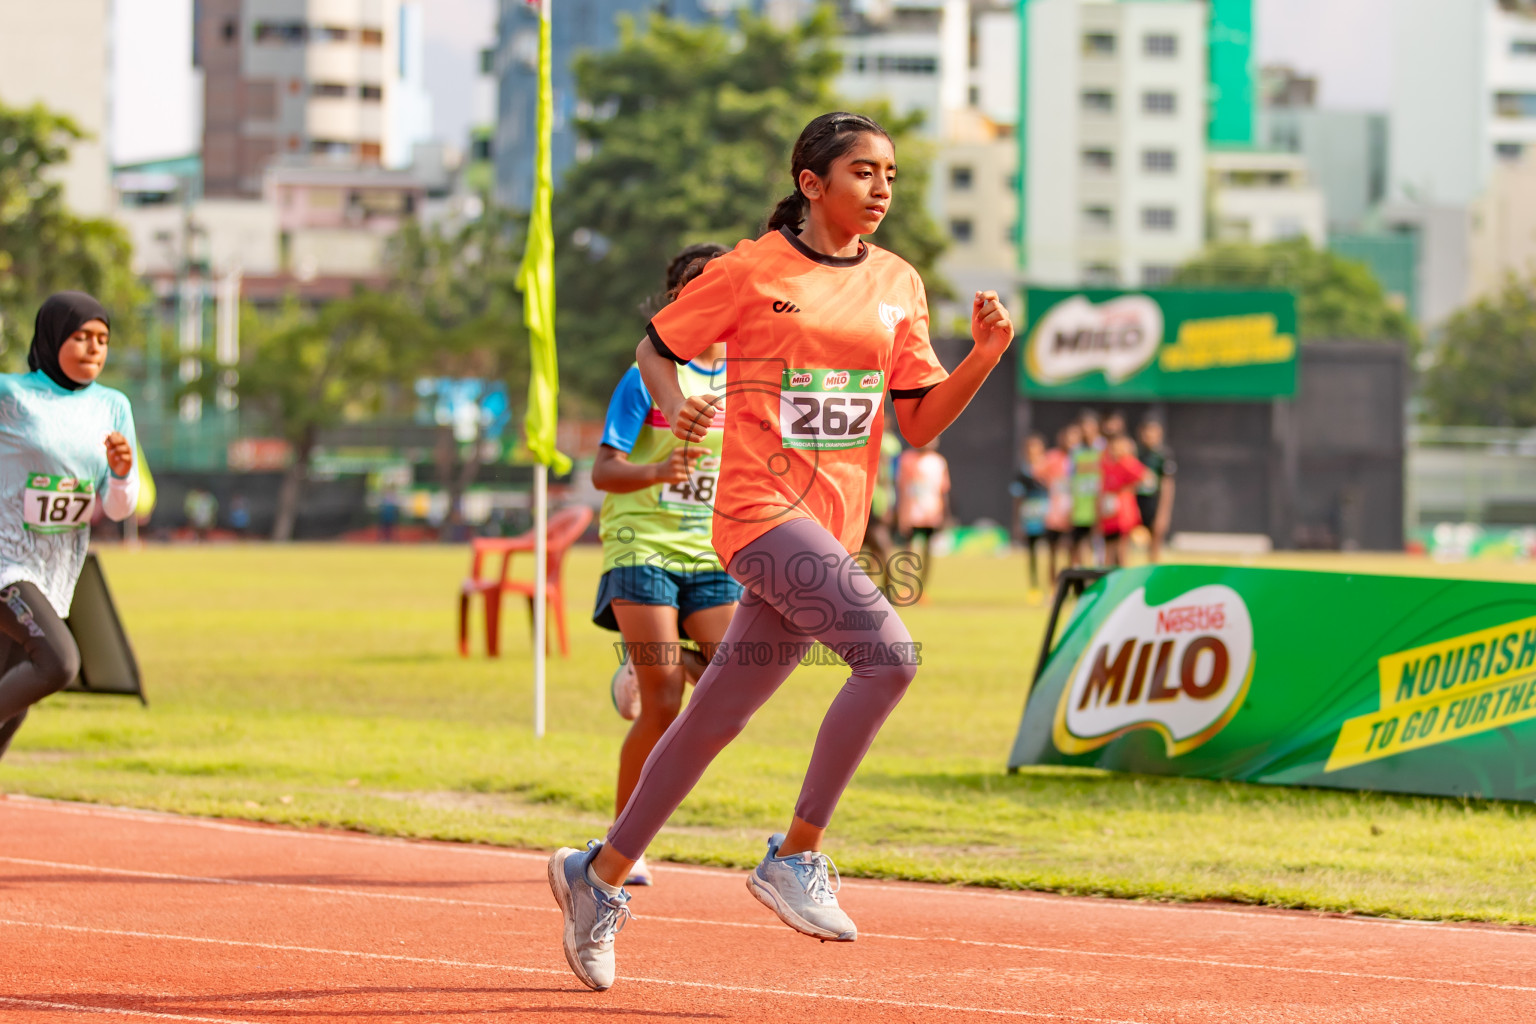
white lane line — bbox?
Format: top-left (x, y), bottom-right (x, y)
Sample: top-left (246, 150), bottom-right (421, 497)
top-left (2, 857), bottom-right (1532, 994)
top-left (0, 996), bottom-right (260, 1023)
top-left (7, 795), bottom-right (1535, 940)
top-left (0, 918), bottom-right (1145, 1024)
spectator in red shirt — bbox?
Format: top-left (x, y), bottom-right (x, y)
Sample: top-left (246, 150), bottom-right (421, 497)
top-left (1099, 434), bottom-right (1149, 568)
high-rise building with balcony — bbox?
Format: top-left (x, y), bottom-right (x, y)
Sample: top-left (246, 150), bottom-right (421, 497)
top-left (1392, 0), bottom-right (1536, 205)
top-left (196, 0), bottom-right (432, 198)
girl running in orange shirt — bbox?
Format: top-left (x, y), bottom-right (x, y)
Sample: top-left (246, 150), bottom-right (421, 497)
top-left (547, 112), bottom-right (1014, 992)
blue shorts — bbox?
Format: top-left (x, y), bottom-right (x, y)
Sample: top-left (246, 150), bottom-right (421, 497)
top-left (592, 565), bottom-right (741, 641)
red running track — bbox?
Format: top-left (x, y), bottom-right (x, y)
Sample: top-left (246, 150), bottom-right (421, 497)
top-left (0, 795), bottom-right (1534, 1023)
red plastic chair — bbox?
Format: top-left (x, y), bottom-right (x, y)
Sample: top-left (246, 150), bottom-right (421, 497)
top-left (457, 504), bottom-right (594, 658)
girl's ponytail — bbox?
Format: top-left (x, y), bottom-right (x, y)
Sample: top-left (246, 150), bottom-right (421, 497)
top-left (765, 191), bottom-right (808, 234)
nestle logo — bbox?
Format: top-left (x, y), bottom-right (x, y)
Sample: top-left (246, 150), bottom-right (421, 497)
top-left (772, 300), bottom-right (801, 314)
top-left (1157, 603), bottom-right (1226, 634)
top-left (789, 372), bottom-right (813, 388)
top-left (822, 371), bottom-right (850, 390)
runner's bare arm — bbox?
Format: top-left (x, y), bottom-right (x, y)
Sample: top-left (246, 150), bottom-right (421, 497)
top-left (591, 445), bottom-right (691, 493)
top-left (893, 291), bottom-right (1014, 446)
top-left (636, 338), bottom-right (715, 442)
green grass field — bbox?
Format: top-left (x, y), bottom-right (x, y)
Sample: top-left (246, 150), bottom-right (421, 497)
top-left (7, 543), bottom-right (1536, 924)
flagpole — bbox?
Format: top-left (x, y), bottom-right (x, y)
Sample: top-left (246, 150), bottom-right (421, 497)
top-left (529, 0), bottom-right (554, 739)
top-left (519, 0), bottom-right (566, 736)
top-left (534, 460), bottom-right (547, 738)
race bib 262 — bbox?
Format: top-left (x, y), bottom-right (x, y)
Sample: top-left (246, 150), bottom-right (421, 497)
top-left (779, 368), bottom-right (883, 451)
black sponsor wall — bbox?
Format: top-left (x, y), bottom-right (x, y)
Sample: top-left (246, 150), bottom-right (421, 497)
top-left (934, 340), bottom-right (1407, 550)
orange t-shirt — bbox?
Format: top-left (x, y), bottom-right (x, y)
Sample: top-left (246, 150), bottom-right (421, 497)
top-left (646, 227), bottom-right (949, 569)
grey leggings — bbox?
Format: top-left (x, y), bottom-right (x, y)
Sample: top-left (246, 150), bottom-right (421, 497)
top-left (0, 581), bottom-right (81, 761)
top-left (607, 517), bottom-right (919, 860)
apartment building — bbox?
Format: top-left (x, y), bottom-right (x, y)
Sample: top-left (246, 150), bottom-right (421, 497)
top-left (1025, 0), bottom-right (1209, 287)
top-left (197, 0), bottom-right (431, 198)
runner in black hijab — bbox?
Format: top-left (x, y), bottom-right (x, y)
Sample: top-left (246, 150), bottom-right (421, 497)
top-left (29, 292), bottom-right (111, 392)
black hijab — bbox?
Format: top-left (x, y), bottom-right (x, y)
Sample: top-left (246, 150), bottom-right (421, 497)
top-left (29, 291), bottom-right (110, 392)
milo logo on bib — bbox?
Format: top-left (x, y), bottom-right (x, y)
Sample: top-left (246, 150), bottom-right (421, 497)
top-left (780, 368), bottom-right (884, 451)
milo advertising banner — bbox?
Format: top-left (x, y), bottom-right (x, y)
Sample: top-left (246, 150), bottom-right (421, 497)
top-left (1009, 565), bottom-right (1536, 801)
top-left (1019, 288), bottom-right (1298, 399)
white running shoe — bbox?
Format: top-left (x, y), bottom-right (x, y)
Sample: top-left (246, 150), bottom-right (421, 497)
top-left (625, 855), bottom-right (653, 887)
top-left (746, 833), bottom-right (856, 941)
top-left (610, 659), bottom-right (640, 721)
top-left (548, 841), bottom-right (632, 991)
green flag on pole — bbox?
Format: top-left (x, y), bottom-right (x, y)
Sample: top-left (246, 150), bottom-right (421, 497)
top-left (516, 0), bottom-right (571, 475)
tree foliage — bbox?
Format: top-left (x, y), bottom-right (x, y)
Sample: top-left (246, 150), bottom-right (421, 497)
top-left (0, 99), bottom-right (143, 360)
top-left (554, 9), bottom-right (949, 404)
top-left (237, 293), bottom-right (429, 539)
top-left (1172, 238), bottom-right (1414, 343)
top-left (1420, 277), bottom-right (1536, 427)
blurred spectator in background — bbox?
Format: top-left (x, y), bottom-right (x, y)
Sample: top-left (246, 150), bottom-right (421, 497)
top-left (1100, 434), bottom-right (1149, 568)
top-left (861, 426), bottom-right (903, 594)
top-left (1102, 410), bottom-right (1126, 441)
top-left (184, 489), bottom-right (217, 542)
top-left (378, 489), bottom-right (401, 543)
top-left (896, 437), bottom-right (950, 600)
top-left (1136, 419), bottom-right (1176, 563)
top-left (229, 495), bottom-right (251, 539)
top-left (1010, 433), bottom-right (1052, 602)
top-left (1043, 423), bottom-right (1079, 584)
top-left (1069, 419), bottom-right (1102, 568)
top-left (1079, 409), bottom-right (1104, 451)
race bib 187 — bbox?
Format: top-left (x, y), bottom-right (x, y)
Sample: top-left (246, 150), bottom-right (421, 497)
top-left (779, 368), bottom-right (883, 451)
top-left (24, 473), bottom-right (95, 534)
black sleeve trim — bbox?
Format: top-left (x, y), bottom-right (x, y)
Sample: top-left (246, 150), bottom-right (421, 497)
top-left (889, 384), bottom-right (939, 400)
top-left (646, 323), bottom-right (686, 364)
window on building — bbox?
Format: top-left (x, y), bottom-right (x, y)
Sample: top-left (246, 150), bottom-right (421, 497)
top-left (1082, 147), bottom-right (1114, 171)
top-left (1142, 206), bottom-right (1176, 231)
top-left (851, 54), bottom-right (867, 73)
top-left (311, 82), bottom-right (348, 98)
top-left (968, 85), bottom-right (980, 106)
top-left (359, 28), bottom-right (384, 46)
top-left (1144, 33), bottom-right (1177, 57)
top-left (253, 20), bottom-right (306, 43)
top-left (360, 84), bottom-right (384, 102)
top-left (222, 19), bottom-right (237, 42)
top-left (1495, 91), bottom-right (1536, 118)
top-left (1497, 141), bottom-right (1526, 161)
top-left (1082, 90), bottom-right (1115, 113)
top-left (1083, 33), bottom-right (1116, 56)
top-left (950, 165), bottom-right (974, 190)
top-left (1513, 39), bottom-right (1536, 56)
top-left (359, 141), bottom-right (383, 163)
top-left (1082, 264), bottom-right (1118, 286)
top-left (1141, 265), bottom-right (1177, 286)
top-left (1142, 148), bottom-right (1176, 173)
top-left (316, 25), bottom-right (350, 41)
top-left (1083, 205), bottom-right (1114, 231)
top-left (950, 218), bottom-right (974, 243)
top-left (310, 140), bottom-right (354, 156)
top-left (1143, 91), bottom-right (1177, 114)
top-left (875, 54), bottom-right (938, 74)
